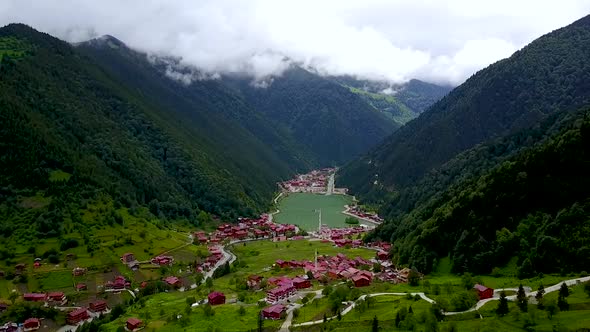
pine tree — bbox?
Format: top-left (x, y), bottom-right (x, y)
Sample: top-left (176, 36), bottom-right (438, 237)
top-left (558, 283), bottom-right (570, 311)
top-left (517, 284), bottom-right (528, 312)
top-left (372, 315), bottom-right (379, 332)
top-left (395, 311), bottom-right (401, 327)
top-left (408, 305), bottom-right (413, 314)
top-left (559, 282), bottom-right (570, 298)
top-left (257, 310), bottom-right (264, 332)
top-left (496, 291), bottom-right (509, 316)
top-left (535, 284), bottom-right (545, 309)
top-left (337, 310), bottom-right (342, 321)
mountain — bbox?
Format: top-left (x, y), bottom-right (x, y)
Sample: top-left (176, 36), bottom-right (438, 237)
top-left (372, 107), bottom-right (590, 275)
top-left (76, 36), bottom-right (318, 172)
top-left (339, 14), bottom-right (590, 194)
top-left (223, 67), bottom-right (399, 165)
top-left (338, 15), bottom-right (590, 275)
top-left (0, 23), bottom-right (310, 246)
top-left (329, 76), bottom-right (451, 126)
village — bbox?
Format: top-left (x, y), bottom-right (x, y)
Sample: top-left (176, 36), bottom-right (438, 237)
top-left (0, 198), bottom-right (399, 332)
top-left (0, 169), bottom-right (583, 332)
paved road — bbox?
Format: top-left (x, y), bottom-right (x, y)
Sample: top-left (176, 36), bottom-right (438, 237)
top-left (291, 276), bottom-right (590, 326)
top-left (341, 205), bottom-right (381, 226)
top-left (201, 245), bottom-right (236, 283)
top-left (326, 173), bottom-right (335, 195)
top-left (444, 276), bottom-right (590, 315)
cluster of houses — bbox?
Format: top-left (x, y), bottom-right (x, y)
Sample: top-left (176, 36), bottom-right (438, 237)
top-left (0, 300), bottom-right (109, 331)
top-left (0, 319), bottom-right (41, 332)
top-left (318, 226), bottom-right (366, 241)
top-left (274, 253), bottom-right (376, 288)
top-left (193, 214), bottom-right (298, 244)
top-left (278, 168), bottom-right (334, 193)
top-left (23, 292), bottom-right (67, 306)
top-left (345, 206), bottom-right (384, 224)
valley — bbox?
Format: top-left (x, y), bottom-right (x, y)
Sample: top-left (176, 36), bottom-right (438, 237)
top-left (1, 7), bottom-right (590, 332)
top-left (1, 168), bottom-right (589, 332)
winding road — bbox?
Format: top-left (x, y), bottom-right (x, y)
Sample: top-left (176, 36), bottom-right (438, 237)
top-left (283, 276), bottom-right (590, 329)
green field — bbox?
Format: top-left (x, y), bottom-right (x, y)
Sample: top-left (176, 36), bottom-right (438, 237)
top-left (274, 193), bottom-right (356, 230)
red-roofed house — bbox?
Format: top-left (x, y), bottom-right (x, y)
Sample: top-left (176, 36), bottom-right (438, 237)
top-left (208, 292), bottom-right (226, 305)
top-left (292, 277), bottom-right (311, 289)
top-left (163, 276), bottom-right (182, 288)
top-left (262, 304), bottom-right (287, 320)
top-left (76, 283), bottom-right (87, 291)
top-left (89, 300), bottom-right (108, 313)
top-left (351, 274), bottom-right (371, 287)
top-left (67, 308), bottom-right (89, 325)
top-left (121, 253), bottom-right (135, 263)
top-left (151, 255), bottom-right (174, 266)
top-left (473, 284), bottom-right (494, 300)
top-left (126, 318), bottom-right (143, 331)
top-left (72, 267), bottom-right (86, 276)
top-left (47, 292), bottom-right (67, 305)
top-left (376, 251), bottom-right (389, 260)
top-left (247, 275), bottom-right (264, 290)
top-left (23, 293), bottom-right (46, 302)
top-left (23, 318), bottom-right (40, 331)
top-left (275, 260), bottom-right (289, 268)
top-left (266, 285), bottom-right (296, 304)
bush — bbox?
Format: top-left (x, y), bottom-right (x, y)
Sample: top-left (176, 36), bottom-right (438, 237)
top-left (59, 238), bottom-right (79, 251)
top-left (491, 267), bottom-right (503, 277)
top-left (451, 291), bottom-right (478, 311)
top-left (345, 217), bottom-right (359, 225)
top-left (47, 254), bottom-right (60, 264)
top-left (238, 306), bottom-right (246, 316)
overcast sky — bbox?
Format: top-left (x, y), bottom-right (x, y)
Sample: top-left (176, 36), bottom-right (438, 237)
top-left (2, 0), bottom-right (589, 85)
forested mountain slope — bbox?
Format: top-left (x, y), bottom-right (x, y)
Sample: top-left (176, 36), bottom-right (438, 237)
top-left (0, 24), bottom-right (306, 245)
top-left (224, 67), bottom-right (399, 165)
top-left (339, 14), bottom-right (590, 194)
top-left (371, 107), bottom-right (590, 276)
top-left (77, 36), bottom-right (316, 172)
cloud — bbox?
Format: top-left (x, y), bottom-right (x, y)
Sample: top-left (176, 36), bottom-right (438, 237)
top-left (1, 0), bottom-right (589, 85)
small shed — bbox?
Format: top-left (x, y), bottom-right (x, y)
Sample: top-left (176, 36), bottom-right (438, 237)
top-left (208, 291), bottom-right (226, 305)
top-left (126, 318), bottom-right (143, 331)
top-left (473, 284), bottom-right (494, 300)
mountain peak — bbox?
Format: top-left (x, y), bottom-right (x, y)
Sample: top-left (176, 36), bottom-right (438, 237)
top-left (79, 34), bottom-right (127, 49)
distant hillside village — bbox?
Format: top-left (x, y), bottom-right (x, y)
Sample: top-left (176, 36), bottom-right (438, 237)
top-left (279, 168), bottom-right (347, 194)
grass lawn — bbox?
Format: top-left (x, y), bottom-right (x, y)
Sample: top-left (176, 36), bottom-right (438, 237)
top-left (37, 270), bottom-right (73, 291)
top-left (274, 193), bottom-right (358, 230)
top-left (342, 295), bottom-right (430, 322)
top-left (101, 292), bottom-right (281, 332)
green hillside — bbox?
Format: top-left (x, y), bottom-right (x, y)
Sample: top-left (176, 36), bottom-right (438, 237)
top-left (369, 107), bottom-right (590, 275)
top-left (347, 87), bottom-right (417, 126)
top-left (0, 23), bottom-right (305, 249)
top-left (338, 14), bottom-right (590, 276)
